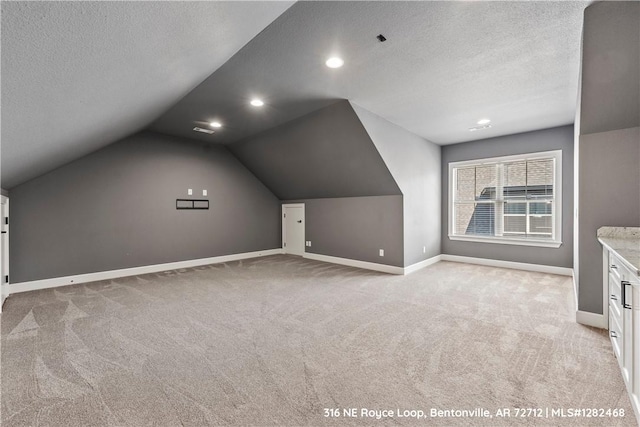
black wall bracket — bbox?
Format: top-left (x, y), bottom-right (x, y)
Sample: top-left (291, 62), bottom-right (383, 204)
top-left (176, 199), bottom-right (209, 210)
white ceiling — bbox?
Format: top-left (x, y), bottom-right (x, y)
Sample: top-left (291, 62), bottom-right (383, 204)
top-left (0, 1), bottom-right (294, 188)
top-left (2, 1), bottom-right (590, 189)
top-left (151, 1), bottom-right (590, 146)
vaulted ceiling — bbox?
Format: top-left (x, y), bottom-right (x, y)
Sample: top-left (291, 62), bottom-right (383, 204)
top-left (151, 1), bottom-right (589, 147)
top-left (0, 1), bottom-right (294, 188)
top-left (229, 101), bottom-right (401, 200)
top-left (1, 1), bottom-right (590, 189)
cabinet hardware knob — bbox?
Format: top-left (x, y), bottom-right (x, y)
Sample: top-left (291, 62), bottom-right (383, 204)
top-left (611, 331), bottom-right (618, 338)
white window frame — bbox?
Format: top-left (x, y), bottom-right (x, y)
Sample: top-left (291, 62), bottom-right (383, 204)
top-left (448, 150), bottom-right (562, 248)
top-left (503, 200), bottom-right (553, 237)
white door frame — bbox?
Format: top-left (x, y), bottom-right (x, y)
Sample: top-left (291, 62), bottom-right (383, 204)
top-left (282, 203), bottom-right (305, 255)
top-left (1, 195), bottom-right (9, 311)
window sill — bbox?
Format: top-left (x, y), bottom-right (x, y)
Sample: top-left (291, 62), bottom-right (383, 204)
top-left (448, 235), bottom-right (562, 248)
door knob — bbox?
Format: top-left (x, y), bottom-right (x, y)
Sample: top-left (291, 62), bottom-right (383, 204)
top-left (297, 220), bottom-right (302, 223)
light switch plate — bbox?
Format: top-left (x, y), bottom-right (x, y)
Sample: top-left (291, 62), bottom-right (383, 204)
top-left (379, 249), bottom-right (384, 257)
top-left (188, 189), bottom-right (193, 195)
top-left (203, 190), bottom-right (207, 196)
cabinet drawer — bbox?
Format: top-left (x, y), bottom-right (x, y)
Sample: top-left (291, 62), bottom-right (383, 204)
top-left (610, 252), bottom-right (640, 286)
top-left (609, 273), bottom-right (622, 312)
top-left (610, 252), bottom-right (623, 280)
top-left (609, 286), bottom-right (623, 325)
top-left (610, 311), bottom-right (623, 366)
top-left (610, 301), bottom-right (622, 327)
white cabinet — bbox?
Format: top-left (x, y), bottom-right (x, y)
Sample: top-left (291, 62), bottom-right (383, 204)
top-left (0, 195), bottom-right (7, 311)
top-left (605, 247), bottom-right (640, 420)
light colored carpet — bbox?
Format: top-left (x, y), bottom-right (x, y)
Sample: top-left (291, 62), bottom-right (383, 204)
top-left (0, 255), bottom-right (635, 426)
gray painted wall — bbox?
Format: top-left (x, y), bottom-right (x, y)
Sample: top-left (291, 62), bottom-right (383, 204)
top-left (283, 196), bottom-right (404, 267)
top-left (578, 127), bottom-right (640, 314)
top-left (440, 125), bottom-right (574, 268)
top-left (580, 2), bottom-right (639, 135)
top-left (576, 1), bottom-right (640, 315)
top-left (230, 101), bottom-right (405, 267)
top-left (9, 131), bottom-right (280, 283)
top-left (352, 104), bottom-right (441, 267)
top-left (229, 101), bottom-right (401, 200)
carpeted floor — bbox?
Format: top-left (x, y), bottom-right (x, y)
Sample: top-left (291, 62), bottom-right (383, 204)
top-left (0, 255), bottom-right (635, 426)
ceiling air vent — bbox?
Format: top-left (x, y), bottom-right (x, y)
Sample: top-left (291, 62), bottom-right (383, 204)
top-left (468, 124), bottom-right (492, 132)
top-left (193, 127), bottom-right (215, 135)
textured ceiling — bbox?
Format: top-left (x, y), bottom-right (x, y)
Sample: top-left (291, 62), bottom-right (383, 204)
top-left (0, 1), bottom-right (294, 188)
top-left (150, 1), bottom-right (589, 147)
top-left (2, 1), bottom-right (590, 189)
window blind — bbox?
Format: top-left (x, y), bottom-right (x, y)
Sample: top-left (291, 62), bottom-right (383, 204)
top-left (451, 153), bottom-right (558, 243)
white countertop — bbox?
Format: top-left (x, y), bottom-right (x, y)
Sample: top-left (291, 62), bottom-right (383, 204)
top-left (598, 227), bottom-right (640, 276)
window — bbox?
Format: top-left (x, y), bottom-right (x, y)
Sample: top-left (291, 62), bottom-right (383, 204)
top-left (448, 150), bottom-right (562, 247)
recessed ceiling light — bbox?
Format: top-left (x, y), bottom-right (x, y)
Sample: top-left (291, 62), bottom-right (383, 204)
top-left (209, 121), bottom-right (222, 128)
top-left (325, 57), bottom-right (344, 68)
top-left (477, 118), bottom-right (491, 125)
top-left (193, 127), bottom-right (215, 135)
top-left (250, 99), bottom-right (264, 107)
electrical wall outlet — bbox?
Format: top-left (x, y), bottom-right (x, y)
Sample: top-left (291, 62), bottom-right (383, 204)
top-left (379, 249), bottom-right (384, 257)
top-left (188, 189), bottom-right (193, 195)
top-left (306, 241), bottom-right (312, 247)
top-left (203, 189), bottom-right (208, 196)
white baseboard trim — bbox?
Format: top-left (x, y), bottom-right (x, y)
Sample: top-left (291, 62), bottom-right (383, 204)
top-left (301, 252), bottom-right (571, 277)
top-left (302, 253), bottom-right (442, 275)
top-left (9, 249), bottom-right (284, 294)
top-left (576, 310), bottom-right (607, 329)
top-left (403, 255), bottom-right (442, 275)
top-left (440, 254), bottom-right (573, 276)
top-left (303, 253), bottom-right (405, 275)
top-left (572, 272), bottom-right (578, 311)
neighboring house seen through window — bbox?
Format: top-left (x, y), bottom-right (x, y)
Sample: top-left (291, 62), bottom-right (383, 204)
top-left (448, 150), bottom-right (562, 248)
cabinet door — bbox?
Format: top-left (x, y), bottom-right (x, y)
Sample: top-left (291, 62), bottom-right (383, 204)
top-left (631, 287), bottom-right (640, 404)
top-left (623, 300), bottom-right (632, 384)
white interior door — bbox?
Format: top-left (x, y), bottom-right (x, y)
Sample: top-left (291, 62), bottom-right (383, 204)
top-left (1, 196), bottom-right (9, 310)
top-left (282, 204), bottom-right (305, 256)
